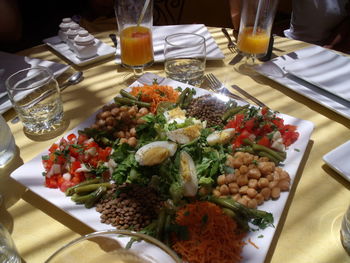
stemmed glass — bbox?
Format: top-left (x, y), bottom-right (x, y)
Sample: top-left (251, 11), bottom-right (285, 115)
top-left (114, 0), bottom-right (154, 81)
top-left (236, 0), bottom-right (278, 73)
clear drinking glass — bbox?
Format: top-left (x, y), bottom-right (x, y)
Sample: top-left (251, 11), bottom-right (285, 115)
top-left (45, 229), bottom-right (181, 263)
top-left (6, 67), bottom-right (64, 135)
top-left (341, 205), bottom-right (350, 253)
top-left (236, 0), bottom-right (278, 71)
top-left (0, 115), bottom-right (15, 168)
top-left (114, 0), bottom-right (154, 79)
top-left (0, 223), bottom-right (21, 263)
top-left (164, 33), bottom-right (206, 87)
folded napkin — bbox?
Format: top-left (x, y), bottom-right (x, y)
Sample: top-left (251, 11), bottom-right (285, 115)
top-left (115, 24), bottom-right (225, 64)
top-left (0, 51), bottom-right (70, 114)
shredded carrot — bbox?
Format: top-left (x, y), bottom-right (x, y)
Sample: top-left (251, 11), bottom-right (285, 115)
top-left (130, 84), bottom-right (179, 113)
top-left (248, 238), bottom-right (259, 249)
top-left (172, 201), bottom-right (247, 263)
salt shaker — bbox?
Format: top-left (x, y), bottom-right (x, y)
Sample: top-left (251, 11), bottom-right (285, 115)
top-left (58, 18), bottom-right (76, 42)
top-left (66, 24), bottom-right (81, 50)
top-left (73, 30), bottom-right (98, 59)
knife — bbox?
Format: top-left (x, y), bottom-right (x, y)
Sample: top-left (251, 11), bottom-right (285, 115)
top-left (231, 85), bottom-right (267, 108)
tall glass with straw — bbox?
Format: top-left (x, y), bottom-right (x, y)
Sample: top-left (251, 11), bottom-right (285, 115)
top-left (236, 0), bottom-right (278, 72)
top-left (114, 0), bottom-right (154, 79)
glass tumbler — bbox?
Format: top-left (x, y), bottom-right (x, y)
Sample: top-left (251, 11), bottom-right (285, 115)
top-left (164, 33), bottom-right (206, 87)
top-left (341, 205), bottom-right (350, 253)
top-left (6, 67), bottom-right (64, 135)
top-left (0, 115), bottom-right (15, 168)
top-left (114, 0), bottom-right (154, 77)
top-left (0, 224), bottom-right (21, 263)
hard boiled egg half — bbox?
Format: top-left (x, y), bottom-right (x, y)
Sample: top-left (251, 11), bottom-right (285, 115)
top-left (135, 141), bottom-right (177, 166)
top-left (179, 151), bottom-right (198, 197)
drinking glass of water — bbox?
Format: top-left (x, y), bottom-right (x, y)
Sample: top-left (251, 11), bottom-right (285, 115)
top-left (6, 67), bottom-right (64, 135)
top-left (0, 115), bottom-right (15, 168)
top-left (341, 205), bottom-right (350, 253)
top-left (0, 223), bottom-right (21, 263)
top-left (164, 33), bottom-right (206, 87)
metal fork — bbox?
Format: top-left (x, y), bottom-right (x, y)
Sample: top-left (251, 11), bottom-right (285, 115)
top-left (205, 74), bottom-right (247, 103)
top-left (221, 28), bottom-right (236, 54)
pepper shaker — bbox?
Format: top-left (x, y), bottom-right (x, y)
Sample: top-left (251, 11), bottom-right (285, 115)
top-left (66, 24), bottom-right (81, 50)
top-left (73, 30), bottom-right (98, 59)
top-left (58, 18), bottom-right (76, 42)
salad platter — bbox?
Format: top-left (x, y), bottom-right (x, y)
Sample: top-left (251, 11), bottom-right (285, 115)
top-left (11, 73), bottom-right (314, 263)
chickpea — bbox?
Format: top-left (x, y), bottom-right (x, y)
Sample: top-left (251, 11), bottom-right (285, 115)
top-left (97, 119), bottom-right (106, 127)
top-left (237, 198), bottom-right (248, 207)
top-left (125, 131), bottom-right (131, 138)
top-left (239, 165), bottom-right (248, 174)
top-left (258, 161), bottom-right (275, 175)
top-left (106, 125), bottom-right (114, 131)
top-left (255, 193), bottom-right (264, 205)
top-left (217, 175), bottom-right (227, 185)
top-left (116, 131), bottom-right (125, 138)
top-left (271, 187), bottom-right (281, 199)
top-left (129, 127), bottom-right (137, 137)
top-left (248, 168), bottom-right (261, 179)
top-left (120, 105), bottom-right (129, 112)
top-left (260, 187), bottom-right (271, 200)
top-left (258, 178), bottom-right (269, 189)
top-left (247, 188), bottom-right (257, 198)
top-left (111, 107), bottom-right (120, 116)
top-left (106, 116), bottom-right (116, 126)
top-left (248, 179), bottom-right (258, 189)
top-left (127, 137), bottom-right (137, 147)
top-left (278, 180), bottom-right (290, 191)
top-left (232, 157), bottom-right (244, 168)
top-left (232, 193), bottom-right (241, 201)
top-left (225, 155), bottom-right (235, 167)
top-left (239, 185), bottom-right (248, 195)
top-left (273, 171), bottom-right (281, 181)
top-left (237, 174), bottom-right (248, 186)
top-left (226, 173), bottom-right (236, 183)
top-left (219, 184), bottom-right (230, 196)
top-left (120, 138), bottom-right (128, 144)
top-left (136, 118), bottom-right (146, 124)
top-left (139, 107), bottom-right (149, 116)
top-left (243, 154), bottom-right (254, 164)
top-left (228, 183), bottom-right (239, 194)
top-left (247, 198), bottom-right (258, 209)
top-left (213, 189), bottom-right (221, 197)
top-left (234, 169), bottom-right (241, 177)
top-left (269, 180), bottom-right (278, 189)
top-left (128, 106), bottom-right (137, 115)
top-left (266, 173), bottom-right (274, 182)
top-left (100, 111), bottom-right (112, 119)
top-left (242, 194), bottom-right (251, 201)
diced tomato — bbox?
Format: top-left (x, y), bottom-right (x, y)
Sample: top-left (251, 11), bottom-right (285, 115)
top-left (77, 134), bottom-right (89, 144)
top-left (98, 147), bottom-right (112, 162)
top-left (42, 159), bottom-right (54, 170)
top-left (282, 131), bottom-right (299, 147)
top-left (85, 140), bottom-right (99, 149)
top-left (48, 143), bottom-right (59, 153)
top-left (45, 175), bottom-right (59, 188)
top-left (225, 114), bottom-right (245, 130)
top-left (71, 174), bottom-right (85, 184)
top-left (244, 118), bottom-right (256, 133)
top-left (257, 136), bottom-right (270, 147)
top-left (67, 133), bottom-right (77, 142)
top-left (261, 107), bottom-right (268, 115)
top-left (70, 161), bottom-right (81, 175)
top-left (59, 180), bottom-right (76, 192)
top-left (69, 146), bottom-right (80, 158)
top-left (55, 155), bottom-right (66, 165)
top-left (88, 156), bottom-right (99, 167)
top-left (272, 118), bottom-right (284, 129)
top-left (233, 130), bottom-right (251, 148)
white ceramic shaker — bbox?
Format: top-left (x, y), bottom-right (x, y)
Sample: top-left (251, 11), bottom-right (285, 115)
top-left (73, 30), bottom-right (98, 59)
top-left (58, 18), bottom-right (76, 42)
top-left (66, 24), bottom-right (81, 50)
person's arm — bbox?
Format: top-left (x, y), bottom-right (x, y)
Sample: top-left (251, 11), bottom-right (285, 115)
top-left (0, 0), bottom-right (22, 43)
top-left (228, 0), bottom-right (241, 32)
top-left (323, 3), bottom-right (350, 53)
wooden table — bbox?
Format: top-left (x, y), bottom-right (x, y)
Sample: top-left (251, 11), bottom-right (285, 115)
top-left (1, 27), bottom-right (349, 263)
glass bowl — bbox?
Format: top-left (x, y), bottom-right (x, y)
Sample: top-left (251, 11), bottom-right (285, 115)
top-left (45, 229), bottom-right (181, 263)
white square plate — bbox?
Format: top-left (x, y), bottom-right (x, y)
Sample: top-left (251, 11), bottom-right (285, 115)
top-left (43, 36), bottom-right (115, 66)
top-left (115, 24), bottom-right (225, 64)
top-left (323, 140), bottom-right (350, 182)
top-left (284, 47), bottom-right (350, 102)
top-left (254, 46), bottom-right (350, 120)
top-left (10, 73), bottom-right (314, 263)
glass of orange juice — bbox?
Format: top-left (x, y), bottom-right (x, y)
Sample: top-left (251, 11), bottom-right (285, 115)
top-left (114, 0), bottom-right (154, 79)
top-left (236, 0), bottom-right (278, 71)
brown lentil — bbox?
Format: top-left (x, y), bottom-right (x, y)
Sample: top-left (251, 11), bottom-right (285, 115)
top-left (96, 183), bottom-right (162, 231)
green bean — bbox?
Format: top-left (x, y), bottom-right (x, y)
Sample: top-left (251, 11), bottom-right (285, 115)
top-left (182, 88), bottom-right (195, 108)
top-left (176, 87), bottom-right (190, 107)
top-left (74, 182), bottom-right (112, 194)
top-left (222, 208), bottom-right (249, 232)
top-left (252, 144), bottom-right (286, 162)
top-left (156, 209), bottom-right (167, 240)
top-left (84, 186), bottom-right (107, 209)
top-left (222, 106), bottom-right (242, 121)
top-left (114, 97), bottom-right (150, 107)
top-left (242, 138), bottom-right (254, 146)
top-left (163, 214), bottom-right (172, 246)
top-left (235, 145), bottom-right (254, 154)
top-left (65, 178), bottom-right (101, 196)
top-left (120, 89), bottom-right (138, 100)
top-left (257, 151), bottom-right (280, 164)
